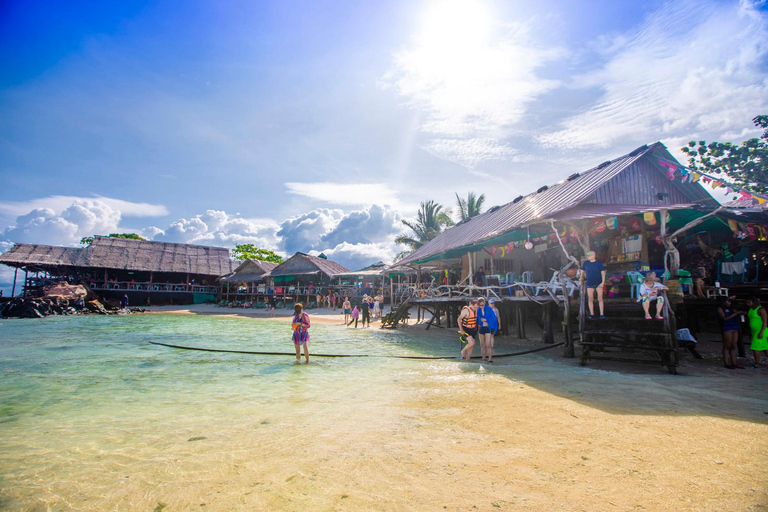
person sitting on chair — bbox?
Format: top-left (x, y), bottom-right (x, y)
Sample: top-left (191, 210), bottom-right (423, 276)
top-left (639, 272), bottom-right (668, 320)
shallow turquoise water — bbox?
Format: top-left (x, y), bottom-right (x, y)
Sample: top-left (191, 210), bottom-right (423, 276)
top-left (0, 313), bottom-right (470, 509)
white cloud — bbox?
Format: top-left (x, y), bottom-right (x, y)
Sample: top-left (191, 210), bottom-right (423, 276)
top-left (383, 0), bottom-right (564, 167)
top-left (309, 241), bottom-right (397, 271)
top-left (285, 182), bottom-right (402, 208)
top-left (0, 195), bottom-right (168, 219)
top-left (156, 209), bottom-right (281, 249)
top-left (3, 200), bottom-right (122, 245)
top-left (539, 0), bottom-right (768, 149)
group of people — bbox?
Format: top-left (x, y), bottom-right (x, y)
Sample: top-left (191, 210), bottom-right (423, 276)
top-left (457, 297), bottom-right (500, 362)
top-left (581, 250), bottom-right (669, 320)
top-left (342, 294), bottom-right (383, 328)
top-left (716, 296), bottom-right (768, 369)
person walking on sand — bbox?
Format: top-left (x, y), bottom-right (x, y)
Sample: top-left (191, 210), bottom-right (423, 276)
top-left (639, 272), bottom-right (668, 320)
top-left (373, 294), bottom-right (380, 319)
top-left (291, 303), bottom-right (311, 364)
top-left (717, 296), bottom-right (745, 369)
top-left (342, 297), bottom-right (352, 324)
top-left (580, 251), bottom-right (606, 319)
top-left (746, 297), bottom-right (768, 368)
top-left (458, 298), bottom-right (479, 361)
top-left (348, 305), bottom-right (360, 328)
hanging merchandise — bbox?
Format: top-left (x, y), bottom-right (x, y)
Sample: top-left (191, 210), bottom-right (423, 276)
top-left (727, 219), bottom-right (739, 234)
top-left (747, 224), bottom-right (757, 239)
top-left (524, 226), bottom-right (533, 250)
top-left (594, 218), bottom-right (606, 233)
top-left (643, 211), bottom-right (657, 225)
top-left (629, 217), bottom-right (641, 232)
top-left (606, 216), bottom-right (618, 229)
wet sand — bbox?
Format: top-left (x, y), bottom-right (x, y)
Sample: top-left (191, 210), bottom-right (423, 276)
top-left (131, 303), bottom-right (768, 511)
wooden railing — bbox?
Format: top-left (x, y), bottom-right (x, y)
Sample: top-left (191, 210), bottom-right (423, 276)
top-left (91, 282), bottom-right (218, 294)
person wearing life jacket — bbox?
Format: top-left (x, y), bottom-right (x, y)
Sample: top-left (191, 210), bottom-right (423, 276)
top-left (458, 298), bottom-right (479, 361)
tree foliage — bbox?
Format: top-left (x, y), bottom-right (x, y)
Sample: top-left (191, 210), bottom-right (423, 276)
top-left (455, 191), bottom-right (486, 222)
top-left (394, 200), bottom-right (454, 260)
top-left (79, 233), bottom-right (146, 246)
top-left (681, 115), bottom-right (768, 194)
top-left (231, 244), bottom-right (284, 263)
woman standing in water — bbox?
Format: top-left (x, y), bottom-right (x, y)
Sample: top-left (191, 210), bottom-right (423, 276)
top-left (292, 303), bottom-right (311, 364)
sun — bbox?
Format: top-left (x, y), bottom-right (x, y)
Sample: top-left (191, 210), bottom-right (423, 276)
top-left (418, 0), bottom-right (494, 54)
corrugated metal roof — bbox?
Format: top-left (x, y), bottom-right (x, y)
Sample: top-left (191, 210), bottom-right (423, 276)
top-left (394, 142), bottom-right (717, 266)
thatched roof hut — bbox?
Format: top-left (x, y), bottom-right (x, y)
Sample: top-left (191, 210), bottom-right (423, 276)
top-left (0, 236), bottom-right (234, 276)
top-left (269, 252), bottom-right (349, 283)
top-left (219, 259), bottom-right (279, 283)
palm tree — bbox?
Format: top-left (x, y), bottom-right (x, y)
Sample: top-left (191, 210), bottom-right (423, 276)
top-left (455, 191), bottom-right (486, 222)
top-left (395, 200), bottom-right (454, 260)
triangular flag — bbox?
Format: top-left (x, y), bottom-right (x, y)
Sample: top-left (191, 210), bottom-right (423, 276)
top-left (740, 190), bottom-right (752, 199)
top-left (727, 219), bottom-right (739, 233)
top-left (692, 172), bottom-right (701, 182)
top-left (757, 197), bottom-right (766, 205)
top-left (726, 187), bottom-right (734, 195)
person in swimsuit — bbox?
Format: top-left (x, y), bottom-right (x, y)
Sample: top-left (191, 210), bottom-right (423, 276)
top-left (342, 297), bottom-right (352, 324)
top-left (746, 297), bottom-right (768, 368)
top-left (291, 303), bottom-right (311, 364)
top-left (458, 298), bottom-right (479, 361)
top-left (717, 296), bottom-right (744, 369)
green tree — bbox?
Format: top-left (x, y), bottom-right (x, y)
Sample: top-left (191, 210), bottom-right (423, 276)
top-left (79, 233), bottom-right (146, 246)
top-left (231, 244), bottom-right (284, 263)
top-left (681, 115), bottom-right (768, 194)
top-left (394, 200), bottom-right (454, 260)
top-left (455, 191), bottom-right (486, 222)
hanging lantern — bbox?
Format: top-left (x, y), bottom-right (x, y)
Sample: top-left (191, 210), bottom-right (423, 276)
top-left (525, 241), bottom-right (534, 250)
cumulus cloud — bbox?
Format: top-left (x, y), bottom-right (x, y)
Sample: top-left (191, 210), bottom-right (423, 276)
top-left (320, 205), bottom-right (402, 247)
top-left (156, 210), bottom-right (281, 249)
top-left (3, 200), bottom-right (122, 245)
top-left (309, 242), bottom-right (397, 271)
top-left (538, 0), bottom-right (768, 149)
top-left (383, 0), bottom-right (563, 167)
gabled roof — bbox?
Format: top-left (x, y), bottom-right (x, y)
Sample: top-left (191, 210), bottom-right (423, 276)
top-left (336, 261), bottom-right (389, 278)
top-left (0, 236), bottom-right (234, 276)
top-left (269, 252), bottom-right (349, 279)
top-left (219, 258), bottom-right (279, 283)
top-left (394, 142), bottom-right (718, 266)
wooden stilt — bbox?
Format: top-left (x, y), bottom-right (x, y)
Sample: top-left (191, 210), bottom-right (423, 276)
top-left (11, 267), bottom-right (18, 297)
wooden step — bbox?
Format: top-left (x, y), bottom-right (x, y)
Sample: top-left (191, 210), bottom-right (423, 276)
top-left (582, 329), bottom-right (670, 336)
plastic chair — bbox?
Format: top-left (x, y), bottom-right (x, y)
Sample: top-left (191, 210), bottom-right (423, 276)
top-left (626, 271), bottom-right (644, 299)
top-left (518, 271), bottom-right (533, 284)
top-left (505, 272), bottom-right (517, 285)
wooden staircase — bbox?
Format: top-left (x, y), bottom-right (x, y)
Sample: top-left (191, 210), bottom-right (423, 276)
top-left (381, 299), bottom-right (412, 329)
top-left (578, 288), bottom-right (679, 374)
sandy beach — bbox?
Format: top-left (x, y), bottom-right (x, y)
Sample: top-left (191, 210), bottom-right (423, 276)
top-left (130, 304), bottom-right (768, 511)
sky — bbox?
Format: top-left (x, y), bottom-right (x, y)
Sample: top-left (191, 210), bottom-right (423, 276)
top-left (1, 0), bottom-right (767, 291)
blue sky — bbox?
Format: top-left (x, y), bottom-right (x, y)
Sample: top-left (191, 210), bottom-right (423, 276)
top-left (1, 0), bottom-right (767, 288)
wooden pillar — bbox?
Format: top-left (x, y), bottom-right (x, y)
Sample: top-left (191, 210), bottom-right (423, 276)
top-left (11, 267), bottom-right (18, 297)
top-left (23, 269), bottom-right (28, 297)
top-left (541, 301), bottom-right (554, 344)
top-left (103, 268), bottom-right (108, 286)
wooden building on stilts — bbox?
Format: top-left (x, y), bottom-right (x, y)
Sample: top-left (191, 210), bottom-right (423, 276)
top-left (389, 142), bottom-right (728, 373)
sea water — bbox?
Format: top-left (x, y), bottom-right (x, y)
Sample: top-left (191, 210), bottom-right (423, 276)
top-left (0, 313), bottom-right (474, 510)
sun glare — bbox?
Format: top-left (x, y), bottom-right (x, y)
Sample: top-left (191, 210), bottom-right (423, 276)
top-left (419, 0), bottom-right (493, 52)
